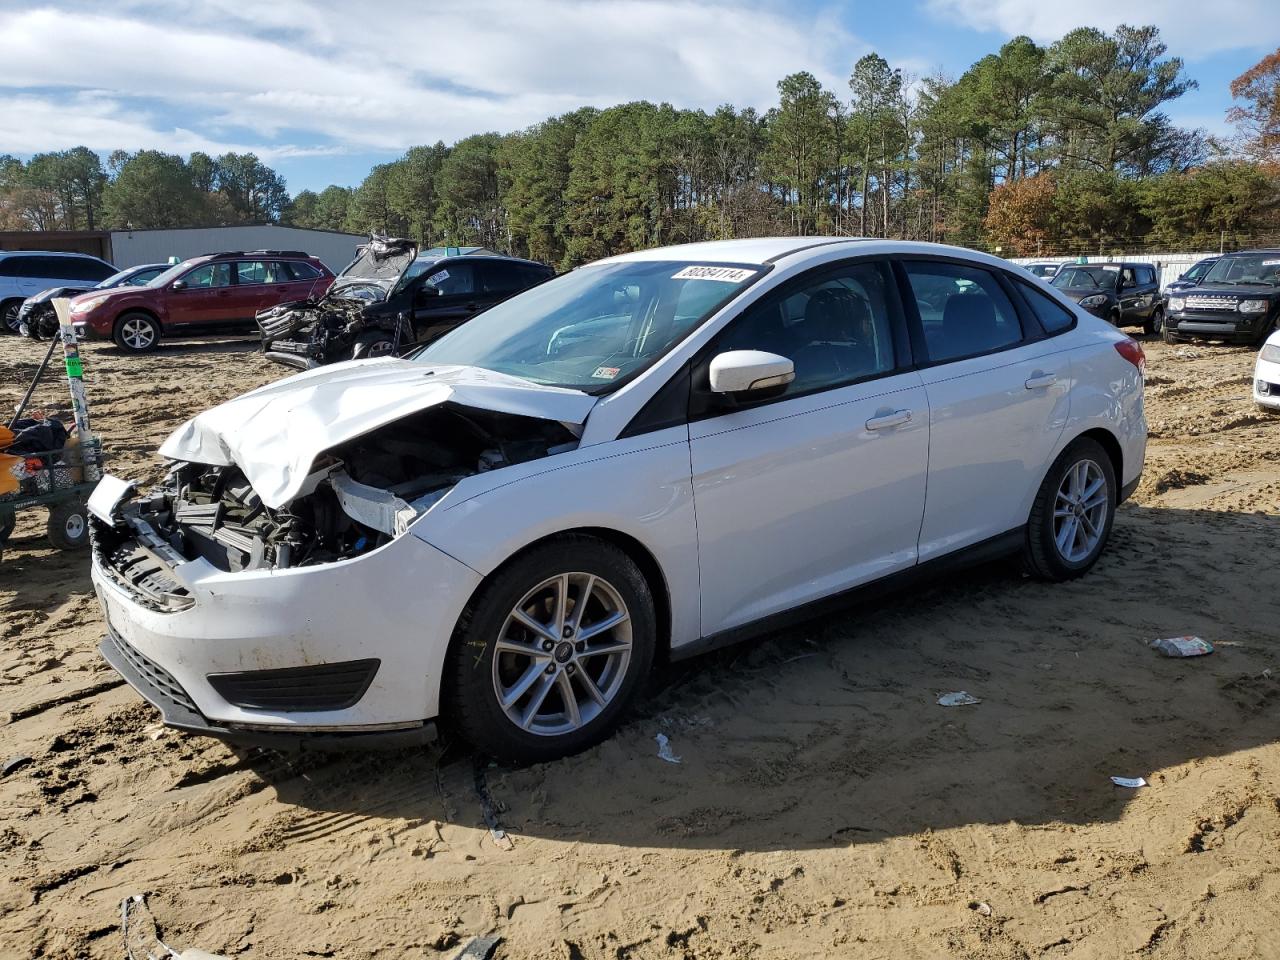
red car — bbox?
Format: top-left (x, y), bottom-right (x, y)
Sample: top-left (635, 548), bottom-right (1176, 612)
top-left (70, 251), bottom-right (334, 353)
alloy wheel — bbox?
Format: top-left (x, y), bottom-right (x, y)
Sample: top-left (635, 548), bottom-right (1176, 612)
top-left (120, 317), bottom-right (155, 350)
top-left (1053, 459), bottom-right (1108, 563)
top-left (491, 572), bottom-right (632, 737)
top-left (2, 302), bottom-right (19, 334)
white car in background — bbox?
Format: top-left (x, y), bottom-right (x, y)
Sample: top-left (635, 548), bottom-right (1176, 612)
top-left (1256, 330), bottom-right (1280, 411)
top-left (89, 238), bottom-right (1147, 762)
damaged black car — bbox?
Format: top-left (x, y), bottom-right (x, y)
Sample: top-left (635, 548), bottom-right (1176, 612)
top-left (257, 237), bottom-right (554, 369)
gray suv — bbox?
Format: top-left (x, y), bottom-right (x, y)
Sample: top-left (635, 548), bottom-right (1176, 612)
top-left (0, 251), bottom-right (117, 333)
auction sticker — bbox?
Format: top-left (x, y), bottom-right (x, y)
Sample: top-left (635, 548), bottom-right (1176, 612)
top-left (1263, 259), bottom-right (1280, 266)
top-left (672, 265), bottom-right (756, 283)
top-left (592, 366), bottom-right (621, 380)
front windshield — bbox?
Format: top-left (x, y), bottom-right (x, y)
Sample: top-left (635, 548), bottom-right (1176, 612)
top-left (1052, 266), bottom-right (1115, 290)
top-left (413, 260), bottom-right (764, 391)
top-left (1202, 254), bottom-right (1280, 286)
top-left (147, 263), bottom-right (189, 287)
top-left (1185, 259), bottom-right (1216, 281)
top-left (391, 257), bottom-right (437, 295)
top-left (99, 266), bottom-right (162, 288)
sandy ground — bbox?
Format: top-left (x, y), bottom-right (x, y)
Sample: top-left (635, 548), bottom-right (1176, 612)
top-left (1, 332), bottom-right (1278, 960)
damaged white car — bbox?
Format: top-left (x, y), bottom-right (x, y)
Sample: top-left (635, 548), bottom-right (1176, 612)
top-left (91, 239), bottom-right (1146, 761)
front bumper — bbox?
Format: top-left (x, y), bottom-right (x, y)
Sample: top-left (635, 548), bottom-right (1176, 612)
top-left (91, 500), bottom-right (483, 741)
top-left (1165, 312), bottom-right (1267, 342)
top-left (1254, 356), bottom-right (1280, 409)
top-left (262, 344), bottom-right (319, 370)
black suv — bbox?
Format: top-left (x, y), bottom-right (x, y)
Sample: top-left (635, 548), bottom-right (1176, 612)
top-left (1163, 250), bottom-right (1280, 346)
top-left (258, 238), bottom-right (555, 368)
top-left (1050, 262), bottom-right (1162, 334)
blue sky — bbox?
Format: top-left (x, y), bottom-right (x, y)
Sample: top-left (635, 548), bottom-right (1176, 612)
top-left (0, 1), bottom-right (1276, 195)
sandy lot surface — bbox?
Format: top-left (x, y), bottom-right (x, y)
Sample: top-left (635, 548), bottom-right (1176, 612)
top-left (1, 333), bottom-right (1278, 960)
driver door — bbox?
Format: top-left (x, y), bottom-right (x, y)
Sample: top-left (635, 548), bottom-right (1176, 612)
top-left (412, 262), bottom-right (478, 343)
top-left (688, 259), bottom-right (929, 636)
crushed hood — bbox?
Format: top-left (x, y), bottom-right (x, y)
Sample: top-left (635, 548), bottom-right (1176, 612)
top-left (159, 360), bottom-right (597, 509)
top-left (329, 235), bottom-right (418, 298)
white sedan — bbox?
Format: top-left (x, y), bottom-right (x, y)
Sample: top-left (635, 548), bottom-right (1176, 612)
top-left (1255, 330), bottom-right (1280, 411)
top-left (89, 239), bottom-right (1147, 762)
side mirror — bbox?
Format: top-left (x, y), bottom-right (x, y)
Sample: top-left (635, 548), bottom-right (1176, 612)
top-left (171, 279), bottom-right (187, 291)
top-left (709, 350), bottom-right (795, 399)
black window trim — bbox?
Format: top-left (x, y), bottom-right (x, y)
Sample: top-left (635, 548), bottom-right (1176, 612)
top-left (1006, 275), bottom-right (1079, 339)
top-left (892, 254), bottom-right (1042, 369)
top-left (682, 255), bottom-right (913, 423)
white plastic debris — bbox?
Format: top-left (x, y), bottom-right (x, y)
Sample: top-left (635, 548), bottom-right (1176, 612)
top-left (1110, 776), bottom-right (1148, 789)
top-left (123, 895), bottom-right (229, 960)
top-left (937, 691), bottom-right (981, 707)
top-left (1150, 636), bottom-right (1213, 657)
top-left (655, 733), bottom-right (682, 764)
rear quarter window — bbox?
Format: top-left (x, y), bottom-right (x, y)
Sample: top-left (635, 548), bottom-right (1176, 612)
top-left (1016, 280), bottom-right (1076, 335)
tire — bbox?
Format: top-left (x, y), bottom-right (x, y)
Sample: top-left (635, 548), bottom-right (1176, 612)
top-left (444, 536), bottom-right (657, 763)
top-left (46, 500), bottom-right (89, 551)
top-left (1107, 308), bottom-right (1122, 327)
top-left (0, 511), bottom-right (13, 543)
top-left (350, 332), bottom-right (397, 360)
top-left (1252, 317), bottom-right (1276, 348)
top-left (1143, 307), bottom-right (1163, 336)
top-left (1162, 322), bottom-right (1181, 345)
top-left (1023, 437), bottom-right (1117, 582)
top-left (113, 312), bottom-right (161, 353)
top-left (1, 299), bottom-right (22, 335)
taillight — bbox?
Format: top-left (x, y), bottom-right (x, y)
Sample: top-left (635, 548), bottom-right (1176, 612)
top-left (1114, 338), bottom-right (1145, 375)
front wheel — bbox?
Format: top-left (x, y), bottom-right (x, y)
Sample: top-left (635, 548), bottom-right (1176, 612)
top-left (1, 299), bottom-right (22, 335)
top-left (1024, 438), bottom-right (1117, 582)
top-left (444, 537), bottom-right (656, 763)
top-left (113, 312), bottom-right (161, 353)
top-left (350, 332), bottom-right (397, 360)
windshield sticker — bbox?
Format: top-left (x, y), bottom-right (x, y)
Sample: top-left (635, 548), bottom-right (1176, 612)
top-left (1101, 265), bottom-right (1120, 271)
top-left (671, 265), bottom-right (756, 283)
top-left (1262, 259), bottom-right (1280, 266)
top-left (591, 366), bottom-right (621, 380)
top-left (430, 269), bottom-right (450, 284)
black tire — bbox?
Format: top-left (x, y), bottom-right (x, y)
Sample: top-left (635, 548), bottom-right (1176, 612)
top-left (1, 299), bottom-right (22, 335)
top-left (1252, 317), bottom-right (1276, 348)
top-left (112, 312), bottom-right (161, 353)
top-left (1162, 322), bottom-right (1181, 345)
top-left (1107, 308), bottom-right (1122, 327)
top-left (1143, 307), bottom-right (1163, 336)
top-left (350, 331), bottom-right (397, 360)
top-left (444, 536), bottom-right (657, 763)
top-left (1023, 437), bottom-right (1117, 582)
top-left (46, 500), bottom-right (89, 551)
top-left (0, 511), bottom-right (13, 543)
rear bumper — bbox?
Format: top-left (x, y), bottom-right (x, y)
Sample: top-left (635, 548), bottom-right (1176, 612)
top-left (100, 628), bottom-right (434, 752)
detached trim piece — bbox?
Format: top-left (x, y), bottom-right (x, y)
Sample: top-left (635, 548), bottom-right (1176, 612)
top-left (207, 658), bottom-right (381, 712)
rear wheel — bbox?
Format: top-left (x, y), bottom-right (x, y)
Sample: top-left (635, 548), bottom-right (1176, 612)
top-left (1143, 307), bottom-right (1163, 336)
top-left (444, 536), bottom-right (656, 763)
top-left (46, 500), bottom-right (89, 551)
top-left (113, 312), bottom-right (160, 353)
top-left (1, 299), bottom-right (22, 335)
top-left (1024, 437), bottom-right (1116, 582)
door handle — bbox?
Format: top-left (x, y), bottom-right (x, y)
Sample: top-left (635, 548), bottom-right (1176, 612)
top-left (1025, 373), bottom-right (1057, 389)
top-left (865, 409), bottom-right (911, 431)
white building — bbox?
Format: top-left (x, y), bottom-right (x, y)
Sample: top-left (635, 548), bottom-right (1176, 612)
top-left (109, 225), bottom-right (366, 272)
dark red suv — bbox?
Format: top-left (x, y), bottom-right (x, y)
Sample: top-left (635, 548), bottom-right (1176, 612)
top-left (69, 251), bottom-right (334, 353)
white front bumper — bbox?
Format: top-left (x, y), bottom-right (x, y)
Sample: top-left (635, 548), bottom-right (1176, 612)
top-left (1254, 354), bottom-right (1280, 409)
top-left (93, 527), bottom-right (482, 730)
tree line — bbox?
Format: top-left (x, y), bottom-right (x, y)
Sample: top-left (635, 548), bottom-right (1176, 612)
top-left (3, 24), bottom-right (1278, 265)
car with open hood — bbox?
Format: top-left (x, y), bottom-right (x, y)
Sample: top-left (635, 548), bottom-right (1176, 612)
top-left (18, 263), bottom-right (169, 339)
top-left (89, 238), bottom-right (1146, 762)
top-left (69, 251), bottom-right (334, 353)
top-left (1163, 250), bottom-right (1280, 346)
top-left (257, 237), bottom-right (555, 369)
top-left (1050, 262), bottom-right (1162, 334)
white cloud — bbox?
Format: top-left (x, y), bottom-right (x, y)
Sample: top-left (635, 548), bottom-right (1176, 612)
top-left (0, 1), bottom-right (866, 159)
top-left (925, 0), bottom-right (1280, 59)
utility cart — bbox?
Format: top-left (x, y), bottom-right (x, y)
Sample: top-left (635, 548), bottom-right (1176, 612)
top-left (0, 300), bottom-right (104, 564)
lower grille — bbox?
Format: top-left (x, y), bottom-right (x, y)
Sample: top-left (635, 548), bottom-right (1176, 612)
top-left (207, 659), bottom-right (380, 712)
top-left (106, 630), bottom-right (200, 715)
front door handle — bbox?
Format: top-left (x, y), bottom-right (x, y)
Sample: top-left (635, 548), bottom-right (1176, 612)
top-left (1025, 373), bottom-right (1058, 389)
top-left (866, 409), bottom-right (912, 431)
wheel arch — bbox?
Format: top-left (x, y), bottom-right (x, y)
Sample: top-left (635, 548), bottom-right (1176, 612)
top-left (113, 305), bottom-right (162, 329)
top-left (1076, 426), bottom-right (1123, 485)
top-left (449, 525), bottom-right (675, 667)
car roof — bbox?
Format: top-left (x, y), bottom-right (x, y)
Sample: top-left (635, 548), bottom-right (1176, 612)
top-left (0, 249), bottom-right (107, 260)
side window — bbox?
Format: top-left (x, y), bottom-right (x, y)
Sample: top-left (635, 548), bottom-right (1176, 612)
top-left (426, 262), bottom-right (474, 296)
top-left (1015, 280), bottom-right (1076, 335)
top-left (475, 261), bottom-right (523, 294)
top-left (0, 256), bottom-right (29, 277)
top-left (182, 263), bottom-right (232, 288)
top-left (58, 257), bottom-right (115, 281)
top-left (903, 260), bottom-right (1023, 363)
top-left (711, 261), bottom-right (898, 396)
top-left (235, 260), bottom-right (272, 284)
top-left (34, 256), bottom-right (79, 278)
top-left (1138, 266), bottom-right (1155, 285)
top-left (285, 261), bottom-right (320, 281)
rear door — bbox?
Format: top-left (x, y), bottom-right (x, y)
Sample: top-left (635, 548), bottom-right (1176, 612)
top-left (168, 261), bottom-right (235, 327)
top-left (689, 258), bottom-right (930, 635)
top-left (899, 258), bottom-right (1071, 561)
top-left (229, 260), bottom-right (302, 318)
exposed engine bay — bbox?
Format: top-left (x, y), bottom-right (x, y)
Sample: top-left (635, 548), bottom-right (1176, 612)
top-left (92, 404), bottom-right (578, 594)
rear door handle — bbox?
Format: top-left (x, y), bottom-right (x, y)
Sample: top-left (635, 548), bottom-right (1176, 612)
top-left (866, 409), bottom-right (912, 431)
top-left (1025, 374), bottom-right (1057, 389)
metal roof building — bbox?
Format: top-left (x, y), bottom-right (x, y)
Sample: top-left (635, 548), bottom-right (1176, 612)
top-left (0, 224), bottom-right (366, 272)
